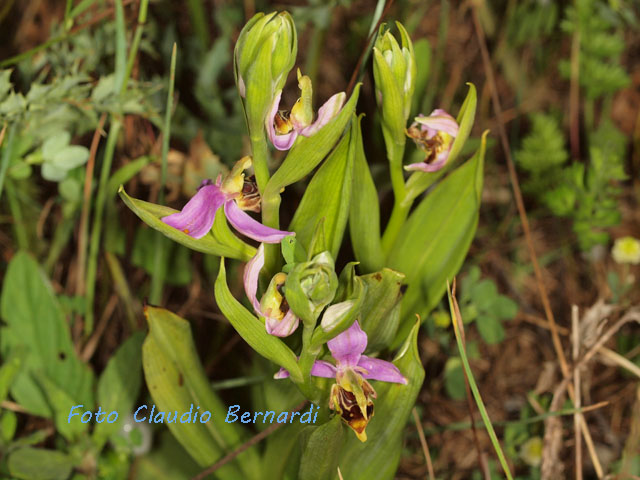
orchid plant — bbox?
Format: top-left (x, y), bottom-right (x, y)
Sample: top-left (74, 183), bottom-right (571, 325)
top-left (120, 10), bottom-right (484, 480)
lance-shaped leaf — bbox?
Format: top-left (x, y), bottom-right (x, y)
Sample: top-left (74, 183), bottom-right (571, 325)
top-left (93, 332), bottom-right (145, 448)
top-left (0, 252), bottom-right (93, 417)
top-left (8, 447), bottom-right (74, 480)
top-left (359, 268), bottom-right (405, 351)
top-left (215, 259), bottom-right (302, 383)
top-left (119, 186), bottom-right (255, 261)
top-left (404, 83), bottom-right (477, 204)
top-left (288, 114), bottom-right (356, 259)
top-left (298, 416), bottom-right (345, 480)
top-left (143, 306), bottom-right (259, 478)
top-left (337, 321), bottom-right (424, 479)
top-left (349, 115), bottom-right (384, 272)
top-left (390, 132), bottom-right (487, 347)
top-left (264, 84), bottom-right (360, 195)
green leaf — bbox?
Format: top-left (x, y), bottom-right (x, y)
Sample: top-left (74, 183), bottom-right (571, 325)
top-left (491, 296), bottom-right (519, 321)
top-left (476, 314), bottom-right (505, 345)
top-left (93, 332), bottom-right (145, 447)
top-left (469, 279), bottom-right (498, 312)
top-left (51, 145), bottom-right (89, 170)
top-left (289, 115), bottom-right (355, 259)
top-left (338, 321), bottom-right (425, 480)
top-left (298, 416), bottom-right (344, 480)
top-left (1, 410), bottom-right (18, 442)
top-left (214, 260), bottom-right (302, 383)
top-left (41, 132), bottom-right (71, 160)
top-left (142, 306), bottom-right (258, 478)
top-left (348, 115), bottom-right (384, 273)
top-left (264, 84), bottom-right (361, 194)
top-left (359, 268), bottom-right (405, 351)
top-left (8, 447), bottom-right (73, 480)
top-left (0, 349), bottom-right (25, 404)
top-left (118, 186), bottom-right (255, 261)
top-left (444, 357), bottom-right (466, 400)
top-left (0, 252), bottom-right (93, 417)
top-left (390, 132), bottom-right (487, 347)
top-left (36, 373), bottom-right (88, 441)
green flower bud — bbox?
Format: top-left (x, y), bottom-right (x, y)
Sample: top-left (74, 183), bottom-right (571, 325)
top-left (234, 12), bottom-right (297, 136)
top-left (284, 251), bottom-right (339, 326)
top-left (372, 22), bottom-right (416, 144)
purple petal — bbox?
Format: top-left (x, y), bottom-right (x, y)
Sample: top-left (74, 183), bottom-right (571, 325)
top-left (415, 109), bottom-right (459, 137)
top-left (327, 320), bottom-right (367, 368)
top-left (357, 356), bottom-right (407, 384)
top-left (404, 153), bottom-right (448, 173)
top-left (243, 244), bottom-right (264, 314)
top-left (224, 201), bottom-right (294, 243)
top-left (265, 310), bottom-right (300, 337)
top-left (300, 92), bottom-right (346, 137)
top-left (274, 360), bottom-right (337, 380)
top-left (162, 184), bottom-right (225, 239)
top-left (266, 90), bottom-right (298, 150)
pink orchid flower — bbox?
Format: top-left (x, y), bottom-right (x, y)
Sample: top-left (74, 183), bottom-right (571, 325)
top-left (405, 109), bottom-right (459, 172)
top-left (275, 320), bottom-right (406, 441)
top-left (162, 157), bottom-right (293, 243)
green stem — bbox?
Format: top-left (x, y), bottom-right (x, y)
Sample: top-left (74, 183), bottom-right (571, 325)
top-left (5, 181), bottom-right (29, 251)
top-left (250, 135), bottom-right (270, 196)
top-left (296, 324), bottom-right (322, 403)
top-left (149, 43), bottom-right (177, 304)
top-left (44, 214), bottom-right (76, 274)
top-left (85, 120), bottom-right (122, 336)
top-left (449, 289), bottom-right (514, 480)
top-left (186, 0), bottom-right (210, 50)
top-left (0, 124), bottom-right (16, 201)
top-left (121, 0), bottom-right (150, 94)
top-left (381, 201), bottom-right (411, 253)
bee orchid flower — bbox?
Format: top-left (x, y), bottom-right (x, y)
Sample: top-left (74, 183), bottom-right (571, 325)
top-left (267, 69), bottom-right (346, 150)
top-left (162, 156), bottom-right (293, 243)
top-left (244, 244), bottom-right (300, 337)
top-left (405, 109), bottom-right (459, 172)
top-left (275, 320), bottom-right (407, 441)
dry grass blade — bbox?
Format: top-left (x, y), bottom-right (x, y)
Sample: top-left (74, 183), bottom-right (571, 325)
top-left (572, 306), bottom-right (583, 480)
top-left (412, 407), bottom-right (436, 480)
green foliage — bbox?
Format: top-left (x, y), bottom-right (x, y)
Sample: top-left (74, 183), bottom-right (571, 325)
top-left (515, 114), bottom-right (627, 250)
top-left (506, 0), bottom-right (558, 47)
top-left (559, 0), bottom-right (630, 99)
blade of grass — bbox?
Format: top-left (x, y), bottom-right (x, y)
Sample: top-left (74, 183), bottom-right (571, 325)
top-left (0, 124), bottom-right (15, 201)
top-left (149, 43), bottom-right (177, 304)
top-left (447, 280), bottom-right (514, 480)
top-left (122, 0), bottom-right (150, 94)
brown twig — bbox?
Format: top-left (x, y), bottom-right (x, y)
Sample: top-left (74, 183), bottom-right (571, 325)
top-left (346, 0), bottom-right (395, 96)
top-left (471, 9), bottom-right (604, 476)
top-left (80, 293), bottom-right (118, 362)
top-left (0, 124), bottom-right (7, 148)
top-left (191, 401), bottom-right (308, 480)
top-left (412, 407), bottom-right (436, 480)
top-left (572, 306), bottom-right (583, 480)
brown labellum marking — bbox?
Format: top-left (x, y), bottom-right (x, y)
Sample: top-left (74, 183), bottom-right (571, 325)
top-left (274, 110), bottom-right (294, 135)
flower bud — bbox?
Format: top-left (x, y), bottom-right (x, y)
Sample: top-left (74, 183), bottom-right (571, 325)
top-left (284, 251), bottom-right (339, 326)
top-left (234, 12), bottom-right (297, 136)
top-left (372, 22), bottom-right (416, 144)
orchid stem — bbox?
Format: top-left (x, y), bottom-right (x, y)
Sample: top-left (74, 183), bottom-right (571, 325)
top-left (250, 135), bottom-right (270, 196)
top-left (381, 137), bottom-right (408, 254)
top-left (297, 324), bottom-right (322, 403)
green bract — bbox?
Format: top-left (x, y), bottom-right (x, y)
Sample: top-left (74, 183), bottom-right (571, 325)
top-left (234, 12), bottom-right (297, 137)
top-left (373, 22), bottom-right (416, 145)
top-left (284, 252), bottom-right (339, 326)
